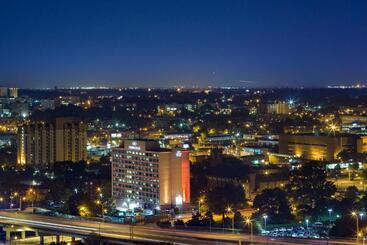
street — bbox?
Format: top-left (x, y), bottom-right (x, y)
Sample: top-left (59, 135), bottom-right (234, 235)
top-left (0, 211), bottom-right (359, 244)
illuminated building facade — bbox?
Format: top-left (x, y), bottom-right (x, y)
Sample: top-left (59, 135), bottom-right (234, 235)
top-left (340, 115), bottom-right (367, 135)
top-left (8, 88), bottom-right (18, 98)
top-left (266, 101), bottom-right (290, 115)
top-left (279, 134), bottom-right (358, 161)
top-left (0, 87), bottom-right (8, 97)
top-left (0, 87), bottom-right (18, 98)
top-left (17, 117), bottom-right (87, 165)
top-left (357, 136), bottom-right (367, 153)
top-left (112, 139), bottom-right (190, 210)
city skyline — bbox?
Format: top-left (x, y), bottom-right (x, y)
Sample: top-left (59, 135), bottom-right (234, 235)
top-left (1, 0), bottom-right (367, 88)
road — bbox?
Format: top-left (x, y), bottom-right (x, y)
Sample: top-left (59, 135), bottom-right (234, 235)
top-left (0, 211), bottom-right (358, 244)
top-left (0, 236), bottom-right (77, 245)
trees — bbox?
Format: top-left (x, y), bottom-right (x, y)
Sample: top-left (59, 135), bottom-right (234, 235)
top-left (329, 216), bottom-right (356, 237)
top-left (252, 188), bottom-right (293, 224)
top-left (206, 183), bottom-right (246, 218)
top-left (234, 211), bottom-right (245, 229)
top-left (190, 156), bottom-right (249, 202)
top-left (337, 149), bottom-right (365, 163)
top-left (287, 161), bottom-right (336, 218)
top-left (344, 186), bottom-right (360, 202)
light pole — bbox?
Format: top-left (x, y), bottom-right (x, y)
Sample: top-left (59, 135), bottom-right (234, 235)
top-left (13, 192), bottom-right (24, 211)
top-left (198, 199), bottom-right (203, 214)
top-left (305, 219), bottom-right (309, 229)
top-left (263, 214), bottom-right (268, 231)
top-left (96, 200), bottom-right (106, 221)
top-left (265, 170), bottom-right (269, 188)
top-left (28, 188), bottom-right (36, 213)
top-left (246, 218), bottom-right (254, 245)
top-left (227, 207), bottom-right (234, 233)
top-left (352, 212), bottom-right (359, 241)
top-left (328, 208), bottom-right (333, 226)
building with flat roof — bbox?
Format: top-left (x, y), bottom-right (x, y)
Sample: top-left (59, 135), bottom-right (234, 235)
top-left (266, 101), bottom-right (291, 115)
top-left (279, 134), bottom-right (358, 161)
top-left (17, 117), bottom-right (87, 165)
top-left (112, 139), bottom-right (190, 210)
top-left (357, 136), bottom-right (367, 153)
top-left (0, 87), bottom-right (18, 98)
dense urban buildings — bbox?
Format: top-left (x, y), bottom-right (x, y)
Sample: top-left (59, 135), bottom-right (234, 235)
top-left (2, 1), bottom-right (367, 243)
top-left (17, 117), bottom-right (87, 165)
top-left (112, 139), bottom-right (190, 210)
top-left (279, 134), bottom-right (360, 161)
top-left (0, 86), bottom-right (366, 243)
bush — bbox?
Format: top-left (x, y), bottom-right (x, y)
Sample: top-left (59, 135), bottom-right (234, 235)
top-left (157, 220), bottom-right (171, 228)
top-left (174, 219), bottom-right (185, 227)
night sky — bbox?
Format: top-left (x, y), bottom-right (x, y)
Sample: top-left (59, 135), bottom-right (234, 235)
top-left (1, 0), bottom-right (367, 88)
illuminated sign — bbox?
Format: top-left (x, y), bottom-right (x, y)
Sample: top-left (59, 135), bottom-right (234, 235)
top-left (128, 141), bottom-right (141, 150)
top-left (111, 133), bottom-right (122, 138)
top-left (176, 150), bottom-right (182, 157)
top-left (175, 195), bottom-right (183, 205)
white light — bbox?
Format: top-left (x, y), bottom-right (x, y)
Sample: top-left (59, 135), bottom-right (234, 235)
top-left (176, 151), bottom-right (182, 157)
top-left (175, 195), bottom-right (183, 205)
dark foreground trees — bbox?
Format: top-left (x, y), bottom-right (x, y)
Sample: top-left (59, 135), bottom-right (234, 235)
top-left (253, 188), bottom-right (293, 224)
top-left (287, 161), bottom-right (336, 218)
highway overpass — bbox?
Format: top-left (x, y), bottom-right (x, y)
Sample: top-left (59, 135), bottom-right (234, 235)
top-left (0, 210), bottom-right (358, 244)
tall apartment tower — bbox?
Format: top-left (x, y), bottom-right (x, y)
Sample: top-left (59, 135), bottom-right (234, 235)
top-left (112, 140), bottom-right (190, 210)
top-left (8, 88), bottom-right (18, 98)
top-left (267, 101), bottom-right (290, 115)
top-left (0, 87), bottom-right (18, 97)
top-left (0, 87), bottom-right (8, 97)
top-left (17, 117), bottom-right (87, 165)
top-left (55, 117), bottom-right (87, 162)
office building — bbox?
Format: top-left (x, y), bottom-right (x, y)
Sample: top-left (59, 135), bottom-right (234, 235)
top-left (266, 101), bottom-right (290, 115)
top-left (279, 134), bottom-right (358, 161)
top-left (8, 88), bottom-right (18, 98)
top-left (0, 87), bottom-right (8, 97)
top-left (17, 117), bottom-right (87, 165)
top-left (340, 115), bottom-right (367, 135)
top-left (357, 136), bottom-right (367, 153)
top-left (0, 87), bottom-right (18, 98)
top-left (112, 139), bottom-right (190, 210)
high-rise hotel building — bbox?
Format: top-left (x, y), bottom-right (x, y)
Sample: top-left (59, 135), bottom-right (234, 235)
top-left (112, 140), bottom-right (190, 210)
top-left (17, 117), bottom-right (87, 165)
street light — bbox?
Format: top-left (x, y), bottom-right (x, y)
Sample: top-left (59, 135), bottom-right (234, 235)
top-left (328, 208), bottom-right (333, 226)
top-left (246, 218), bottom-right (254, 245)
top-left (96, 200), bottom-right (105, 220)
top-left (263, 214), bottom-right (268, 231)
top-left (227, 207), bottom-right (234, 233)
top-left (352, 211), bottom-right (359, 241)
top-left (28, 188), bottom-right (36, 212)
top-left (13, 192), bottom-right (24, 211)
top-left (305, 219), bottom-right (309, 229)
top-left (198, 199), bottom-right (203, 214)
top-left (96, 187), bottom-right (103, 199)
top-left (265, 170), bottom-right (269, 188)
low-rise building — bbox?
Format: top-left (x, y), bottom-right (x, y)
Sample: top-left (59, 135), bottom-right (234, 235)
top-left (279, 134), bottom-right (358, 161)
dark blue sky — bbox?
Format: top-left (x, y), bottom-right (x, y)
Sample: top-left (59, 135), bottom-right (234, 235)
top-left (1, 0), bottom-right (367, 88)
